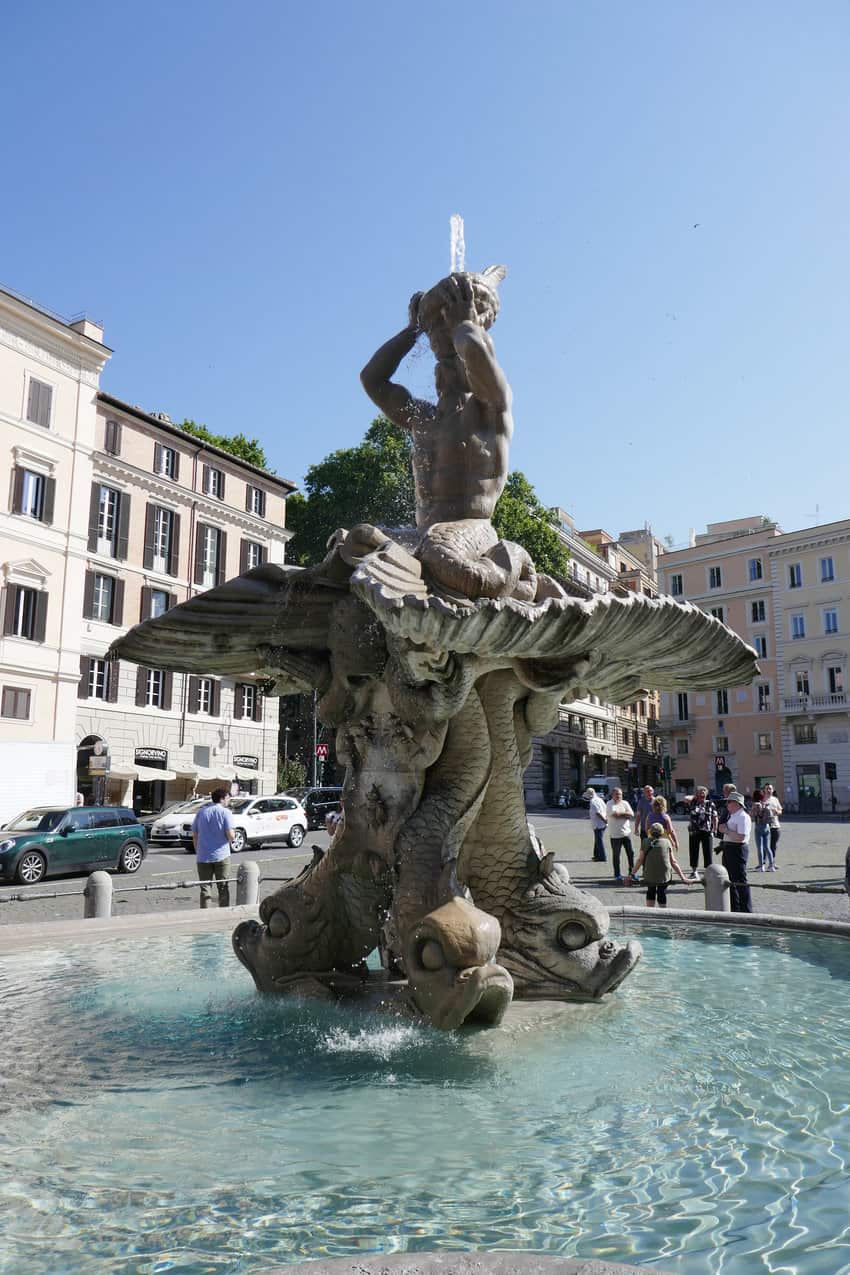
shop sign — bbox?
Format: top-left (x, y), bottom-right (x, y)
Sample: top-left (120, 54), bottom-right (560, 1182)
top-left (135, 747), bottom-right (168, 764)
top-left (233, 754), bottom-right (258, 769)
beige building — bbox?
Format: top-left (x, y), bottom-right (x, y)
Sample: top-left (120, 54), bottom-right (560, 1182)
top-left (0, 283), bottom-right (295, 823)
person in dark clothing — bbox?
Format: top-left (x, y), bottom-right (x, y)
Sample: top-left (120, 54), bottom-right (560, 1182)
top-left (687, 786), bottom-right (717, 877)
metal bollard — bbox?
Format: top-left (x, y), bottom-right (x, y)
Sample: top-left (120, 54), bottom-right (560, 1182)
top-left (236, 860), bottom-right (260, 907)
top-left (704, 861), bottom-right (731, 912)
top-left (84, 871), bottom-right (113, 919)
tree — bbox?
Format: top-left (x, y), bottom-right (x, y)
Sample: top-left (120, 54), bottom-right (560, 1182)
top-left (287, 417), bottom-right (414, 564)
top-left (492, 472), bottom-right (570, 578)
top-left (179, 419), bottom-right (271, 471)
top-left (277, 756), bottom-right (307, 791)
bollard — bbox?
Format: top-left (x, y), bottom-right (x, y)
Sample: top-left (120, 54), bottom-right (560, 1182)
top-left (236, 860), bottom-right (260, 907)
top-left (84, 871), bottom-right (113, 919)
top-left (704, 861), bottom-right (730, 912)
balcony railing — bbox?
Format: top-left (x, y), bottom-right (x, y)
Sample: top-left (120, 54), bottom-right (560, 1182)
top-left (782, 692), bottom-right (847, 714)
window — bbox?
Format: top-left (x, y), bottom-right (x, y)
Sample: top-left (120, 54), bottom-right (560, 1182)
top-left (104, 419), bottom-right (122, 455)
top-left (794, 723), bottom-right (817, 745)
top-left (748, 558), bottom-right (763, 581)
top-left (92, 574), bottom-right (114, 623)
top-left (234, 681), bottom-right (263, 721)
top-left (593, 720), bottom-right (602, 738)
top-left (193, 744), bottom-right (211, 767)
top-left (202, 525), bottom-right (219, 585)
top-left (789, 563), bottom-right (802, 588)
top-left (710, 606), bottom-right (725, 623)
top-left (203, 465), bottom-right (224, 499)
top-left (26, 377), bottom-right (53, 427)
top-left (87, 658), bottom-right (109, 699)
top-left (824, 609), bottom-right (839, 635)
top-left (714, 735), bottom-right (729, 752)
top-left (676, 738), bottom-right (689, 755)
top-left (709, 566), bottom-right (722, 589)
top-left (716, 689), bottom-right (729, 715)
top-left (751, 600), bottom-right (766, 623)
top-left (146, 669), bottom-right (164, 707)
top-left (2, 585), bottom-right (46, 642)
top-left (246, 485), bottom-right (266, 517)
top-left (754, 635), bottom-right (767, 658)
top-left (757, 732), bottom-right (773, 752)
top-left (757, 684), bottom-right (771, 711)
top-left (134, 665), bottom-right (172, 710)
top-left (153, 507), bottom-right (172, 568)
top-left (88, 483), bottom-right (129, 560)
top-left (640, 732), bottom-right (647, 748)
top-left (669, 573), bottom-right (683, 596)
top-left (194, 523), bottom-right (227, 587)
top-left (154, 443), bottom-right (178, 480)
top-left (12, 468), bottom-right (54, 523)
top-left (676, 692), bottom-right (689, 721)
top-left (240, 683), bottom-right (256, 718)
top-left (622, 727), bottom-right (630, 747)
top-left (240, 539), bottom-right (266, 572)
top-left (142, 504), bottom-right (180, 577)
top-left (150, 589), bottom-right (170, 619)
top-left (97, 486), bottom-right (119, 554)
top-left (827, 666), bottom-right (844, 695)
top-left (795, 671), bottom-right (810, 696)
top-left (820, 556), bottom-right (834, 582)
top-left (83, 572), bottom-right (123, 625)
top-left (1, 686), bottom-right (31, 719)
top-left (791, 613), bottom-right (806, 640)
top-left (198, 678), bottom-right (213, 713)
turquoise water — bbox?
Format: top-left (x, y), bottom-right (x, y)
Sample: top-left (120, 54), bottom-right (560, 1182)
top-left (1, 925), bottom-right (849, 1275)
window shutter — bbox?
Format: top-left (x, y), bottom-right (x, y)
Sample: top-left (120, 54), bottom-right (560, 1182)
top-left (83, 570), bottom-right (96, 620)
top-left (139, 586), bottom-right (151, 621)
top-left (172, 450), bottom-right (180, 483)
top-left (154, 442), bottom-right (163, 474)
top-left (259, 489), bottom-right (266, 518)
top-left (11, 467), bottom-right (25, 514)
top-left (116, 492), bottom-right (131, 560)
top-left (2, 586), bottom-right (17, 636)
top-left (33, 592), bottom-right (48, 643)
top-left (106, 658), bottom-right (120, 703)
top-left (202, 464), bottom-right (210, 493)
top-left (87, 483), bottom-right (100, 551)
top-left (233, 683), bottom-right (244, 720)
top-left (219, 471), bottom-right (226, 502)
top-left (245, 485), bottom-right (253, 513)
top-left (216, 531), bottom-right (227, 585)
top-left (78, 656), bottom-right (90, 698)
top-left (105, 419), bottom-right (121, 455)
top-left (135, 665), bottom-right (147, 707)
top-left (188, 676), bottom-right (200, 713)
top-left (211, 680), bottom-right (221, 716)
top-left (240, 539), bottom-right (249, 573)
top-left (112, 577), bottom-right (125, 626)
top-left (28, 379), bottom-right (51, 426)
top-left (162, 670), bottom-right (173, 712)
top-left (168, 512), bottom-right (180, 577)
top-left (27, 379), bottom-right (40, 423)
top-left (167, 592), bottom-right (177, 612)
top-left (193, 524), bottom-right (205, 584)
top-left (42, 477), bottom-right (56, 525)
top-left (253, 688), bottom-right (263, 722)
top-left (260, 544), bottom-right (268, 566)
top-left (143, 504), bottom-right (156, 570)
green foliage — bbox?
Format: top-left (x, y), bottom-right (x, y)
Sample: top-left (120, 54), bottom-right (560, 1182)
top-left (179, 419), bottom-right (271, 471)
top-left (287, 417), bottom-right (415, 565)
top-left (277, 756), bottom-right (307, 791)
top-left (492, 472), bottom-right (570, 577)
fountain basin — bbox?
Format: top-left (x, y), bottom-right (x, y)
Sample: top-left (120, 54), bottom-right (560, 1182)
top-left (1, 920), bottom-right (848, 1274)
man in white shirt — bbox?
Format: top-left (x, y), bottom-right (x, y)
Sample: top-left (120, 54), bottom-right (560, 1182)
top-left (718, 790), bottom-right (753, 912)
top-left (584, 787), bottom-right (608, 862)
top-left (605, 787), bottom-right (635, 883)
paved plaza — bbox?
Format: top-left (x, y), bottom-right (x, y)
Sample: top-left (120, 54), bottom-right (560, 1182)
top-left (0, 809), bottom-right (848, 931)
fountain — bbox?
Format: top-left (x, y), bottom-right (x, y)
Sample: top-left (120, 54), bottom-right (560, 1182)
top-left (112, 259), bottom-right (757, 1029)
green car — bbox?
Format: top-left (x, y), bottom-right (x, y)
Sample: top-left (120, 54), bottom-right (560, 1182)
top-left (0, 806), bottom-right (147, 886)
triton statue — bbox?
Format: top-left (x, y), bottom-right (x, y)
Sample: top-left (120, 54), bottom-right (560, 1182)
top-left (112, 265), bottom-right (758, 1030)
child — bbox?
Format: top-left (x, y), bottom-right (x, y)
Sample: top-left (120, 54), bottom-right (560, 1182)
top-left (631, 821), bottom-right (688, 908)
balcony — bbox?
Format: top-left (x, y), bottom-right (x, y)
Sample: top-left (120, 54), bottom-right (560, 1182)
top-left (655, 715), bottom-right (697, 734)
top-left (782, 692), bottom-right (847, 715)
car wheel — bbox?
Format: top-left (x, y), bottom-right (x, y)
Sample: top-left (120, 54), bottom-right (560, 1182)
top-left (288, 824), bottom-right (305, 848)
top-left (118, 841), bottom-right (144, 874)
top-left (16, 850), bottom-right (46, 885)
top-left (231, 827), bottom-right (247, 853)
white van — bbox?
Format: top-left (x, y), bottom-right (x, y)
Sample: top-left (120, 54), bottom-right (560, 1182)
top-left (584, 775), bottom-right (623, 802)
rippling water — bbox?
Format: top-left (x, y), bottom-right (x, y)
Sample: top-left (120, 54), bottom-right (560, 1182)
top-left (1, 924), bottom-right (849, 1274)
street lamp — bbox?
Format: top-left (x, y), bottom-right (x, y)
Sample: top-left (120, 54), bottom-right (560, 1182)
top-left (284, 725), bottom-right (291, 767)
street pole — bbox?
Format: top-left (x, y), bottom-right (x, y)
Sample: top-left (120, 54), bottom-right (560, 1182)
top-left (312, 690), bottom-right (318, 786)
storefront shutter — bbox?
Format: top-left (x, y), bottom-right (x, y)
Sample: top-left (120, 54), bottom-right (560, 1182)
top-left (215, 531), bottom-right (227, 585)
top-left (188, 676), bottom-right (200, 713)
top-left (168, 512), bottom-right (181, 577)
top-left (33, 592), bottom-right (48, 643)
top-left (142, 504), bottom-right (156, 570)
top-left (162, 671), bottom-right (173, 711)
top-left (78, 656), bottom-right (90, 698)
top-left (106, 659), bottom-right (120, 703)
top-left (42, 477), bottom-right (55, 525)
top-left (87, 483), bottom-right (101, 551)
top-left (112, 578), bottom-right (125, 626)
top-left (82, 570), bottom-right (96, 620)
top-left (135, 665), bottom-right (147, 707)
top-left (116, 493), bottom-right (131, 560)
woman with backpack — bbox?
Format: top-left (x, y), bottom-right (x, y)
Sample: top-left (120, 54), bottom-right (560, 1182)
top-left (631, 820), bottom-right (689, 907)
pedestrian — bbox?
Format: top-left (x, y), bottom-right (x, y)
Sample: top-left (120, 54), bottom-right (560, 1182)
top-left (583, 787), bottom-right (608, 861)
top-left (74, 792), bottom-right (85, 807)
top-left (634, 785), bottom-right (656, 849)
top-left (191, 786), bottom-right (234, 909)
top-left (631, 820), bottom-right (688, 908)
top-left (751, 789), bottom-right (774, 872)
top-left (650, 795), bottom-right (679, 852)
top-left (761, 783), bottom-right (783, 865)
top-left (606, 787), bottom-right (635, 883)
top-left (687, 786), bottom-right (717, 877)
top-left (717, 789), bottom-right (753, 912)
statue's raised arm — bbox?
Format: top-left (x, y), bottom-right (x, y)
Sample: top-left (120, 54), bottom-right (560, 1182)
top-left (360, 292), bottom-right (436, 432)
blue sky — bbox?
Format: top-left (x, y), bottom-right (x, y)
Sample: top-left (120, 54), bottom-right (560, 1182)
top-left (3, 1), bottom-right (849, 546)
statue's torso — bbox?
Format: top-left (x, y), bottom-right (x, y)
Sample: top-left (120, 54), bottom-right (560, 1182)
top-left (412, 395), bottom-right (511, 528)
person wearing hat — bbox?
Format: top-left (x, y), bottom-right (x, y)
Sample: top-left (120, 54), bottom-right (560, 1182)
top-left (631, 821), bottom-right (688, 907)
top-left (583, 787), bottom-right (608, 861)
top-left (717, 790), bottom-right (753, 912)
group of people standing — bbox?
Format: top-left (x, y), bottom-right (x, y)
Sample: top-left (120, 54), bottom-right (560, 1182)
top-left (583, 780), bottom-right (783, 914)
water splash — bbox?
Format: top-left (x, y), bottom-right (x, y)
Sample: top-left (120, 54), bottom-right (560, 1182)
top-left (450, 214), bottom-right (466, 273)
top-left (322, 1024), bottom-right (423, 1060)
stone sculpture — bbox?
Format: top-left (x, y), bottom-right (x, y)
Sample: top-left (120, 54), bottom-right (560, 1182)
top-left (112, 265), bottom-right (758, 1030)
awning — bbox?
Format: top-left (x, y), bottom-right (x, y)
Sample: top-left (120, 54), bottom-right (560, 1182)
top-left (136, 764), bottom-right (177, 782)
top-left (175, 764), bottom-right (236, 782)
top-left (108, 762), bottom-right (177, 782)
top-left (235, 768), bottom-right (259, 781)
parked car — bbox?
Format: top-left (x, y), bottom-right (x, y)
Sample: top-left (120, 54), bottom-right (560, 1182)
top-left (227, 794), bottom-right (309, 853)
top-left (283, 786), bottom-right (343, 830)
top-left (0, 805), bottom-right (146, 885)
top-left (147, 796), bottom-right (211, 851)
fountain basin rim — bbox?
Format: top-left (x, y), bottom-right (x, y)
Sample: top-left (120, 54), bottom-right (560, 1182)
top-left (272, 1255), bottom-right (671, 1275)
top-left (611, 903), bottom-right (850, 941)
